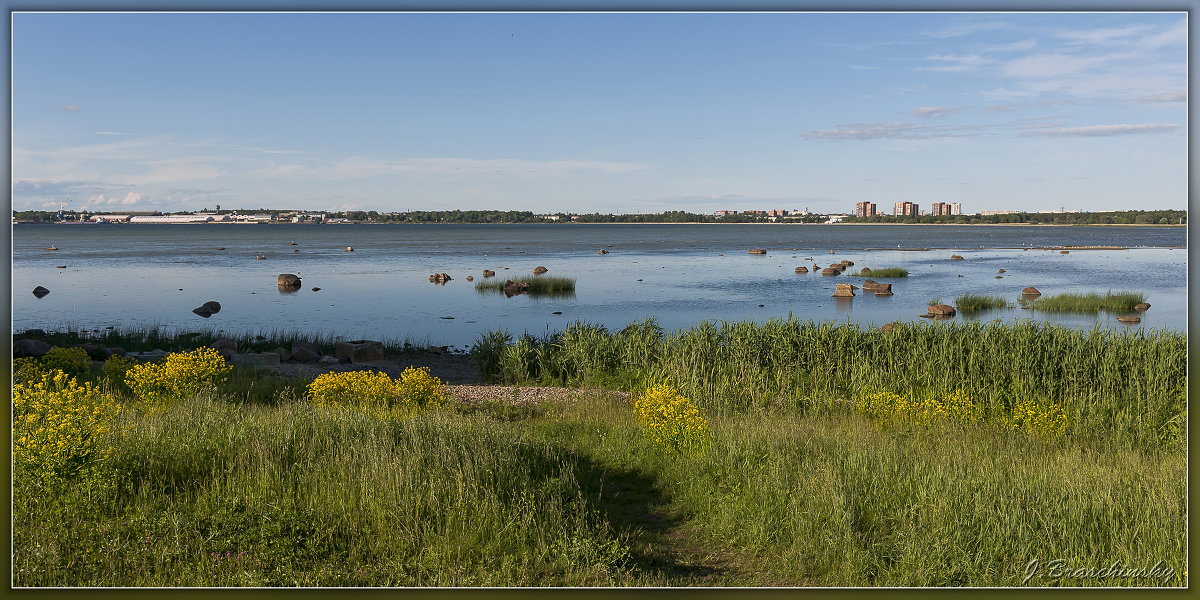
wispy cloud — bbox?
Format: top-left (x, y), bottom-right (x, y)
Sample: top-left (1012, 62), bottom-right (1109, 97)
top-left (1054, 24), bottom-right (1154, 46)
top-left (983, 38), bottom-right (1037, 53)
top-left (1136, 91), bottom-right (1186, 103)
top-left (251, 157), bottom-right (650, 180)
top-left (54, 104), bottom-right (83, 112)
top-left (911, 106), bottom-right (974, 118)
top-left (803, 122), bottom-right (980, 141)
top-left (92, 131), bottom-right (131, 136)
top-left (917, 53), bottom-right (989, 72)
top-left (922, 20), bottom-right (1010, 39)
top-left (1018, 123), bottom-right (1181, 137)
top-left (12, 179), bottom-right (133, 198)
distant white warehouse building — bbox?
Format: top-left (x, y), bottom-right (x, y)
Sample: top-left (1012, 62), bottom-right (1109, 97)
top-left (127, 214), bottom-right (231, 223)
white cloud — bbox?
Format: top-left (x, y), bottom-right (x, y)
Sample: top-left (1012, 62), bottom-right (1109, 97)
top-left (56, 104), bottom-right (83, 112)
top-left (804, 122), bottom-right (980, 141)
top-left (121, 192), bottom-right (144, 205)
top-left (1054, 24), bottom-right (1154, 46)
top-left (1136, 91), bottom-right (1187, 103)
top-left (254, 157), bottom-right (650, 180)
top-left (983, 38), bottom-right (1037, 53)
top-left (917, 53), bottom-right (989, 72)
top-left (922, 21), bottom-right (1010, 39)
top-left (1018, 123), bottom-right (1181, 137)
top-left (911, 106), bottom-right (973, 118)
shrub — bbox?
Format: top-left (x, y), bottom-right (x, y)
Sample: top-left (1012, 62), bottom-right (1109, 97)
top-left (307, 367), bottom-right (446, 416)
top-left (101, 355), bottom-right (137, 394)
top-left (632, 383), bottom-right (710, 455)
top-left (1007, 399), bottom-right (1068, 438)
top-left (12, 369), bottom-right (122, 481)
top-left (396, 366), bottom-right (447, 410)
top-left (125, 348), bottom-right (232, 412)
top-left (856, 388), bottom-right (984, 428)
top-left (39, 346), bottom-right (92, 380)
top-left (307, 370), bottom-right (398, 414)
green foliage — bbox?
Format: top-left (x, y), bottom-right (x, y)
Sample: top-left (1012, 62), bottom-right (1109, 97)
top-left (39, 346), bottom-right (93, 380)
top-left (954, 294), bottom-right (1011, 313)
top-left (1019, 291), bottom-right (1147, 314)
top-left (851, 267), bottom-right (908, 277)
top-left (125, 348), bottom-right (232, 412)
top-left (474, 276), bottom-right (577, 294)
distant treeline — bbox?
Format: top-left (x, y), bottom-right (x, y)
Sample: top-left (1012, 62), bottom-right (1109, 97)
top-left (14, 208), bottom-right (1186, 225)
top-left (843, 210), bottom-right (1187, 226)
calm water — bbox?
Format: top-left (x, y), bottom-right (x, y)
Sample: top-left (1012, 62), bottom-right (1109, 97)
top-left (11, 223), bottom-right (1188, 348)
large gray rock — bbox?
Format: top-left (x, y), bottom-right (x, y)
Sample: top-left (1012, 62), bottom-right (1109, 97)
top-left (291, 341), bottom-right (323, 363)
top-left (231, 352), bottom-right (281, 366)
top-left (31, 286), bottom-right (50, 298)
top-left (335, 340), bottom-right (385, 363)
top-left (14, 339), bottom-right (52, 357)
top-left (210, 338), bottom-right (237, 359)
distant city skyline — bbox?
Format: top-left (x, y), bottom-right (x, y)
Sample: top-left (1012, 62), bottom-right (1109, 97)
top-left (12, 11), bottom-right (1187, 215)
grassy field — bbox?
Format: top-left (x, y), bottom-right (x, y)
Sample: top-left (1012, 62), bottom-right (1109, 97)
top-left (10, 320), bottom-right (1188, 587)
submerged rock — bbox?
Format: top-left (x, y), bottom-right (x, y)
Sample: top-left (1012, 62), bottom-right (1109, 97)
top-left (533, 266), bottom-right (549, 274)
top-left (832, 283), bottom-right (855, 298)
top-left (928, 304), bottom-right (956, 316)
top-left (278, 273), bottom-right (302, 288)
top-left (32, 285), bottom-right (50, 298)
top-left (192, 301), bottom-right (222, 318)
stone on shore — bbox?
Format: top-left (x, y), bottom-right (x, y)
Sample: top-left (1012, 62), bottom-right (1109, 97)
top-left (335, 340), bottom-right (385, 363)
top-left (1022, 287), bottom-right (1042, 297)
top-left (291, 341), bottom-right (323, 363)
top-left (928, 304), bottom-right (957, 316)
top-left (209, 338), bottom-right (237, 359)
top-left (231, 352), bottom-right (282, 366)
top-left (14, 338), bottom-right (52, 357)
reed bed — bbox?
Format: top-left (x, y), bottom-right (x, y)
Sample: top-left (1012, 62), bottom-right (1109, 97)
top-left (1019, 291), bottom-right (1147, 314)
top-left (474, 276), bottom-right (577, 294)
top-left (850, 267), bottom-right (908, 277)
top-left (954, 294), bottom-right (1011, 313)
top-left (471, 317), bottom-right (1186, 449)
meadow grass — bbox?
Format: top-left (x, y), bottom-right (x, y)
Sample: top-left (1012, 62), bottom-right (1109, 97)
top-left (1019, 291), bottom-right (1147, 314)
top-left (474, 276), bottom-right (577, 294)
top-left (11, 325), bottom-right (1187, 587)
top-left (849, 267), bottom-right (909, 277)
top-left (954, 294), bottom-right (1012, 313)
top-left (470, 318), bottom-right (1186, 450)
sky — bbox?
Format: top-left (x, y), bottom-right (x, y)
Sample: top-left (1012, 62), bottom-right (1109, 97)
top-left (10, 11), bottom-right (1188, 215)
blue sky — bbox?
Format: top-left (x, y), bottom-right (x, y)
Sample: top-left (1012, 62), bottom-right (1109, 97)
top-left (11, 11), bottom-right (1187, 215)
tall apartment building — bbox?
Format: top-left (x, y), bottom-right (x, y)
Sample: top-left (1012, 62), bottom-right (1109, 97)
top-left (950, 202), bottom-right (962, 215)
top-left (930, 202), bottom-right (952, 216)
top-left (768, 209), bottom-right (789, 217)
top-left (855, 202), bottom-right (877, 217)
top-left (893, 201), bottom-right (919, 216)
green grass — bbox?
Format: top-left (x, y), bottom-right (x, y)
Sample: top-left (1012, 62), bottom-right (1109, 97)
top-left (475, 276), bottom-right (577, 295)
top-left (1019, 291), bottom-right (1147, 314)
top-left (850, 267), bottom-right (908, 277)
top-left (12, 326), bottom-right (1187, 587)
top-left (13, 325), bottom-right (431, 358)
top-left (470, 317), bottom-right (1186, 450)
top-left (13, 387), bottom-right (1186, 586)
top-left (954, 294), bottom-right (1012, 314)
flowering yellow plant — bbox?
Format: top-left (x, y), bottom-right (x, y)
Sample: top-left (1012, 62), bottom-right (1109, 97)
top-left (1006, 399), bottom-right (1068, 438)
top-left (125, 347), bottom-right (231, 411)
top-left (307, 367), bottom-right (447, 416)
top-left (307, 370), bottom-right (398, 412)
top-left (396, 366), bottom-right (447, 410)
top-left (13, 369), bottom-right (121, 480)
top-left (632, 383), bottom-right (710, 455)
top-left (856, 388), bottom-right (982, 428)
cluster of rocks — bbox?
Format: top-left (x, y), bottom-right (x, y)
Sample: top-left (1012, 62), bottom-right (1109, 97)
top-left (482, 269), bottom-right (496, 277)
top-left (503, 280), bottom-right (531, 296)
top-left (598, 249), bottom-right (609, 254)
top-left (748, 248), bottom-right (767, 254)
top-left (821, 260), bottom-right (853, 276)
top-left (429, 272), bottom-right (452, 283)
